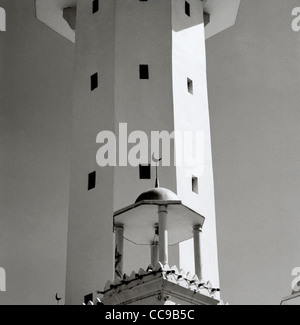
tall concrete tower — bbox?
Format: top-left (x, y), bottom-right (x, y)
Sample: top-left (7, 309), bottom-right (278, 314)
top-left (36, 0), bottom-right (240, 304)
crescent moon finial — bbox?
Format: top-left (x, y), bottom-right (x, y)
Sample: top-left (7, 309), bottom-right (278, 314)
top-left (55, 293), bottom-right (62, 305)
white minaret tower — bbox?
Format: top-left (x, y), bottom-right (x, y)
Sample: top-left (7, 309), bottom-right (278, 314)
top-left (36, 0), bottom-right (240, 304)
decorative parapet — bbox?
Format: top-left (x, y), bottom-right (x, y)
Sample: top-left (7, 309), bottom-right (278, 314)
top-left (82, 263), bottom-right (223, 306)
top-left (102, 263), bottom-right (219, 298)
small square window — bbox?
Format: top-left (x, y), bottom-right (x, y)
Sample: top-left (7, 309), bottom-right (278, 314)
top-left (139, 65), bottom-right (149, 80)
top-left (139, 164), bottom-right (151, 180)
top-left (192, 176), bottom-right (199, 194)
top-left (187, 78), bottom-right (193, 94)
top-left (91, 73), bottom-right (98, 91)
top-left (88, 171), bottom-right (96, 190)
top-left (185, 1), bottom-right (191, 17)
top-left (92, 0), bottom-right (99, 14)
top-left (204, 12), bottom-right (210, 26)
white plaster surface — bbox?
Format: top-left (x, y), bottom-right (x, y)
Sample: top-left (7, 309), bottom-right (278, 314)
top-left (35, 0), bottom-right (76, 42)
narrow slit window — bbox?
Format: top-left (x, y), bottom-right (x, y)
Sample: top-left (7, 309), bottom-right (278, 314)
top-left (88, 171), bottom-right (96, 190)
top-left (185, 1), bottom-right (191, 17)
top-left (139, 65), bottom-right (149, 80)
top-left (187, 78), bottom-right (193, 94)
top-left (92, 0), bottom-right (99, 14)
top-left (91, 73), bottom-right (98, 91)
top-left (192, 176), bottom-right (199, 194)
top-left (139, 164), bottom-right (151, 180)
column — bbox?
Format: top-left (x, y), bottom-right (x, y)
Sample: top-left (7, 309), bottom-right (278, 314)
top-left (158, 205), bottom-right (168, 265)
top-left (115, 225), bottom-right (124, 279)
top-left (193, 225), bottom-right (203, 280)
top-left (151, 242), bottom-right (159, 266)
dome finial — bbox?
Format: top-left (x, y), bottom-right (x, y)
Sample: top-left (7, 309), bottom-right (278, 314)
top-left (155, 177), bottom-right (160, 189)
top-left (152, 154), bottom-right (162, 188)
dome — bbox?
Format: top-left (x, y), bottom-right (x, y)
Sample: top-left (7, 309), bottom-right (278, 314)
top-left (135, 188), bottom-right (179, 203)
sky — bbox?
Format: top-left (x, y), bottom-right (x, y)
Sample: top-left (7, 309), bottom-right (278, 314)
top-left (206, 0), bottom-right (300, 305)
top-left (0, 0), bottom-right (74, 305)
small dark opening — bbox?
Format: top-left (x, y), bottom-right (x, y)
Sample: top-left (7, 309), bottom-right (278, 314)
top-left (139, 164), bottom-right (151, 179)
top-left (84, 293), bottom-right (94, 305)
top-left (139, 65), bottom-right (149, 80)
top-left (185, 1), bottom-right (191, 17)
top-left (192, 176), bottom-right (199, 194)
top-left (88, 171), bottom-right (96, 190)
top-left (204, 12), bottom-right (211, 26)
top-left (187, 78), bottom-right (193, 94)
top-left (91, 73), bottom-right (98, 91)
top-left (92, 0), bottom-right (99, 14)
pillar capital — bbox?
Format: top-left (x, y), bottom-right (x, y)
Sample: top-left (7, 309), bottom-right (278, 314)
top-left (158, 205), bottom-right (168, 214)
top-left (114, 224), bottom-right (124, 231)
top-left (193, 225), bottom-right (203, 232)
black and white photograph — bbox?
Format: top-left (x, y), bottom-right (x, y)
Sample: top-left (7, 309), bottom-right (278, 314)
top-left (1, 0), bottom-right (300, 307)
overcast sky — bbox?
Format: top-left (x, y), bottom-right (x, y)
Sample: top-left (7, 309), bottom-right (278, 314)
top-left (207, 0), bottom-right (300, 305)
